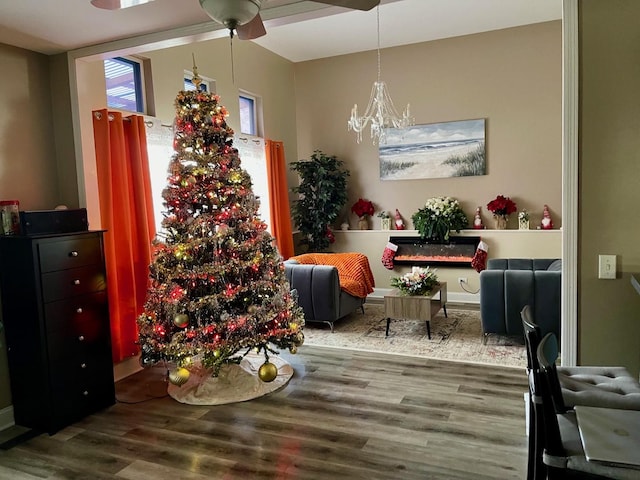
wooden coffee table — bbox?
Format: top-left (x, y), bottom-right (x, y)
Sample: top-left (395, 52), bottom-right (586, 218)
top-left (384, 282), bottom-right (447, 340)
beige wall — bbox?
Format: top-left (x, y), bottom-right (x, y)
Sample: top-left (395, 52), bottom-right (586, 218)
top-left (0, 44), bottom-right (60, 411)
top-left (50, 52), bottom-right (80, 209)
top-left (0, 44), bottom-right (59, 209)
top-left (331, 229), bottom-right (561, 299)
top-left (294, 21), bottom-right (562, 231)
top-left (578, 0), bottom-right (640, 378)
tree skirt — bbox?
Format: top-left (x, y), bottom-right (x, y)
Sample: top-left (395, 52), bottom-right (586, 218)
top-left (167, 352), bottom-right (293, 405)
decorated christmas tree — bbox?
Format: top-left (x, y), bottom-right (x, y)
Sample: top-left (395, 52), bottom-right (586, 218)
top-left (137, 75), bottom-right (304, 386)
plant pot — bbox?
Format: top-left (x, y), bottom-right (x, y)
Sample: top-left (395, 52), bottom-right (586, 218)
top-left (519, 219), bottom-right (529, 230)
top-left (380, 218), bottom-right (391, 230)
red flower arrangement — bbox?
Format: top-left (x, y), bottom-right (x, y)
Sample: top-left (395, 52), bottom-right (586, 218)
top-left (351, 198), bottom-right (374, 217)
top-left (487, 195), bottom-right (517, 217)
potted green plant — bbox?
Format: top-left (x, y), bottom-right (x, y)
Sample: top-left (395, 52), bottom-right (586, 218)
top-left (412, 196), bottom-right (468, 242)
top-left (290, 150), bottom-right (350, 252)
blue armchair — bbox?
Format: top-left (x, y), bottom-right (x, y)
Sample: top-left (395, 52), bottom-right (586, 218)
top-left (479, 258), bottom-right (561, 343)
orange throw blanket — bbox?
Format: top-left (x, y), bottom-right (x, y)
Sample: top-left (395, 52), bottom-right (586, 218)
top-left (290, 252), bottom-right (375, 299)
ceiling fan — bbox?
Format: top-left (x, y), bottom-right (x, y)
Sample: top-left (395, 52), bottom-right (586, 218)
top-left (91, 0), bottom-right (381, 40)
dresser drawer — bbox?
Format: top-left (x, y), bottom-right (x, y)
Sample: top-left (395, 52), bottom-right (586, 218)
top-left (44, 291), bottom-right (108, 334)
top-left (46, 324), bottom-right (111, 363)
top-left (41, 265), bottom-right (106, 302)
top-left (38, 235), bottom-right (103, 273)
top-left (49, 358), bottom-right (115, 430)
top-left (50, 354), bottom-right (114, 390)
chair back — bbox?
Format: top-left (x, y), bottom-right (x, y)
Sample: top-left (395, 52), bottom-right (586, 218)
top-left (523, 310), bottom-right (568, 413)
top-left (522, 305), bottom-right (546, 479)
top-left (526, 367), bottom-right (547, 480)
top-left (536, 333), bottom-right (568, 458)
top-left (521, 305), bottom-right (541, 372)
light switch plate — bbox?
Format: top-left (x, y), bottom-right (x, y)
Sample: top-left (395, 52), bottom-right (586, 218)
top-left (598, 254), bottom-right (616, 279)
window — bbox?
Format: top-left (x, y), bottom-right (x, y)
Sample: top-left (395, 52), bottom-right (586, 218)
top-left (184, 71), bottom-right (214, 93)
top-left (239, 93), bottom-right (258, 136)
top-left (104, 57), bottom-right (144, 113)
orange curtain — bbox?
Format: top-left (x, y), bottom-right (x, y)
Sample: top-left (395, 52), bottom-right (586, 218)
top-left (265, 140), bottom-right (295, 259)
top-left (92, 109), bottom-right (156, 363)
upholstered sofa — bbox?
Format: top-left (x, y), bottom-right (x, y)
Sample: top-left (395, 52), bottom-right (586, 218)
top-left (479, 258), bottom-right (561, 343)
top-left (284, 257), bottom-right (370, 332)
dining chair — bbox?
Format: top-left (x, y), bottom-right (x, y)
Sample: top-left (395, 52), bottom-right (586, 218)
top-left (535, 333), bottom-right (640, 480)
top-left (523, 322), bottom-right (546, 480)
top-left (521, 305), bottom-right (640, 412)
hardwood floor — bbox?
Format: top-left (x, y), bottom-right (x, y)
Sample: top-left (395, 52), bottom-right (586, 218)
top-left (0, 345), bottom-right (529, 479)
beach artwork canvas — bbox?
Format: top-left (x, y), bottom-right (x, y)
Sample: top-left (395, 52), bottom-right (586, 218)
top-left (379, 119), bottom-right (486, 180)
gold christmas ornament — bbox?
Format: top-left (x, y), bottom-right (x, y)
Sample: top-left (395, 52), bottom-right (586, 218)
top-left (258, 361), bottom-right (278, 382)
top-left (168, 367), bottom-right (190, 386)
top-left (289, 345), bottom-right (298, 354)
top-left (173, 313), bottom-right (189, 328)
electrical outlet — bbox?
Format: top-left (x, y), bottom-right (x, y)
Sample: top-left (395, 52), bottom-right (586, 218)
top-left (458, 277), bottom-right (467, 284)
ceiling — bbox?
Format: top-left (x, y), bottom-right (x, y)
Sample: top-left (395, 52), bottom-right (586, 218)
top-left (0, 0), bottom-right (562, 62)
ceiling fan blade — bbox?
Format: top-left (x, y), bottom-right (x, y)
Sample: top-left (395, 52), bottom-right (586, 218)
top-left (312, 0), bottom-right (380, 11)
top-left (237, 13), bottom-right (266, 40)
top-left (90, 0), bottom-right (155, 10)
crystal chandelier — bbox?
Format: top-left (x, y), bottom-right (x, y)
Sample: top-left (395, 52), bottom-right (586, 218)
top-left (348, 6), bottom-right (413, 145)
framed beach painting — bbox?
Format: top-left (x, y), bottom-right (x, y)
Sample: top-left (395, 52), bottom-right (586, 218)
top-left (379, 118), bottom-right (486, 180)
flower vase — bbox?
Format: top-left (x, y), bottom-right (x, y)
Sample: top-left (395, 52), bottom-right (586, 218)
top-left (494, 216), bottom-right (508, 230)
top-left (519, 219), bottom-right (529, 230)
top-left (380, 218), bottom-right (391, 230)
top-left (358, 216), bottom-right (369, 230)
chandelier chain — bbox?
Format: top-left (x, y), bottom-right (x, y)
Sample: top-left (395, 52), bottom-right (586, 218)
top-left (376, 6), bottom-right (381, 82)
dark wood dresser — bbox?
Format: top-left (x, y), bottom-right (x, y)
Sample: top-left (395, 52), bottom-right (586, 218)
top-left (0, 231), bottom-right (115, 434)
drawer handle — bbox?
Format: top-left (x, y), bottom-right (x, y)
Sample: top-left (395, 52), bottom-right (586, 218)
top-left (73, 279), bottom-right (81, 285)
top-left (78, 335), bottom-right (85, 342)
top-left (76, 307), bottom-right (83, 314)
top-left (83, 390), bottom-right (89, 396)
top-left (70, 251), bottom-right (79, 257)
top-left (81, 363), bottom-right (87, 369)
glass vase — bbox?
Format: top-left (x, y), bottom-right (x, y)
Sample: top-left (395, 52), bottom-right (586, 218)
top-left (494, 216), bottom-right (508, 230)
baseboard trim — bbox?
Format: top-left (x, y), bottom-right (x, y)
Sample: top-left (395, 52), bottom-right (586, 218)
top-left (369, 288), bottom-right (479, 305)
top-left (0, 406), bottom-right (15, 432)
top-left (114, 355), bottom-right (143, 382)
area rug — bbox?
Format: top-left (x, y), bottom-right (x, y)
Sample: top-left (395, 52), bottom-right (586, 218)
top-left (302, 302), bottom-right (527, 368)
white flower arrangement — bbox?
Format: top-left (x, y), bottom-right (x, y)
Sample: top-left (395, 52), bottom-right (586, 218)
top-left (411, 196), bottom-right (468, 241)
top-left (377, 210), bottom-right (390, 219)
top-left (518, 209), bottom-right (530, 221)
top-left (390, 266), bottom-right (439, 296)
